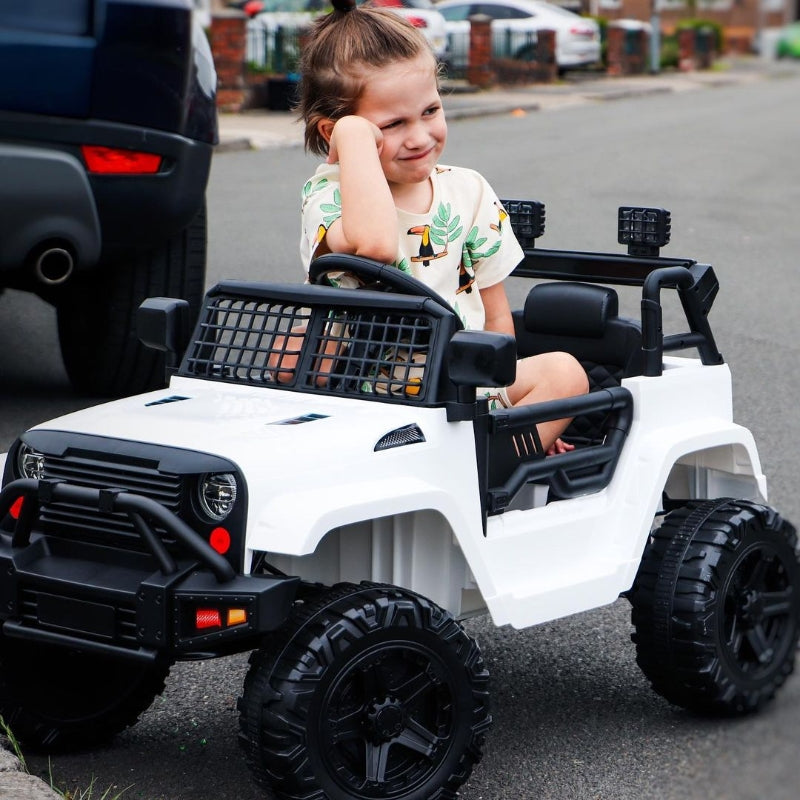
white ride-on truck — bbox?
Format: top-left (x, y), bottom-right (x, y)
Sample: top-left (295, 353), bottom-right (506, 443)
top-left (1, 204), bottom-right (798, 800)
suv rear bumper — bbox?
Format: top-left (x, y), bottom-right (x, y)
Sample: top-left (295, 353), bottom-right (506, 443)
top-left (0, 143), bottom-right (101, 274)
top-left (0, 111), bottom-right (214, 277)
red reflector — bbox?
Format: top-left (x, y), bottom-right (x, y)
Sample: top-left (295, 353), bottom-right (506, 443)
top-left (9, 497), bottom-right (24, 520)
top-left (81, 145), bottom-right (162, 175)
top-left (209, 527), bottom-right (231, 555)
top-left (196, 608), bottom-right (222, 629)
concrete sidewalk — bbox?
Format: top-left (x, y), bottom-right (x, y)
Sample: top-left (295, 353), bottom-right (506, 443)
top-left (216, 56), bottom-right (791, 153)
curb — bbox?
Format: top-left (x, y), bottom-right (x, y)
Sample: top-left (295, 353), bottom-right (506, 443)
top-left (0, 737), bottom-right (61, 800)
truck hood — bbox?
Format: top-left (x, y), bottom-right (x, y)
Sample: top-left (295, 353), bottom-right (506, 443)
top-left (26, 377), bottom-right (431, 469)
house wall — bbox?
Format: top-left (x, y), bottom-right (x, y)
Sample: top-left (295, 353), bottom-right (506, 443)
top-left (579, 0), bottom-right (792, 52)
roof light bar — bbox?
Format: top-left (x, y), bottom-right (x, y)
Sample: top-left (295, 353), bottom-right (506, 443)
top-left (618, 207), bottom-right (671, 257)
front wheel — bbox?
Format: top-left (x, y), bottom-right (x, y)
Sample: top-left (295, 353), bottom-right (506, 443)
top-left (238, 583), bottom-right (491, 800)
top-left (0, 638), bottom-right (171, 750)
top-left (630, 499), bottom-right (800, 715)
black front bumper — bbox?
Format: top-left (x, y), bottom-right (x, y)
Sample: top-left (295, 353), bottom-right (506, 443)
top-left (0, 479), bottom-right (299, 662)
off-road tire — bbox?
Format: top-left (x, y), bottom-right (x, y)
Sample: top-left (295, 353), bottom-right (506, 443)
top-left (0, 637), bottom-right (171, 750)
top-left (630, 498), bottom-right (800, 715)
top-left (56, 203), bottom-right (207, 397)
top-left (238, 583), bottom-right (491, 800)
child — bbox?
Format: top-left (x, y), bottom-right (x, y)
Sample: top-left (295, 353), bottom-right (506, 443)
top-left (296, 0), bottom-right (588, 453)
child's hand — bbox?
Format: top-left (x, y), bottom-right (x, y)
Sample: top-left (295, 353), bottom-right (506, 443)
top-left (327, 115), bottom-right (383, 165)
top-left (547, 438), bottom-right (575, 456)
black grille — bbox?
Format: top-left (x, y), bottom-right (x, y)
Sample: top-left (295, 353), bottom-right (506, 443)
top-left (20, 589), bottom-right (139, 645)
top-left (39, 452), bottom-right (183, 550)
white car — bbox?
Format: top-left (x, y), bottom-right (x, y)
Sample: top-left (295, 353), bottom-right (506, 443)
top-left (246, 0), bottom-right (448, 69)
top-left (370, 0), bottom-right (449, 60)
top-left (2, 201), bottom-right (798, 800)
top-left (437, 0), bottom-right (600, 71)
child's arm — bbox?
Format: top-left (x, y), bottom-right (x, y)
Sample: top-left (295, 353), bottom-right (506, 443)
top-left (321, 116), bottom-right (399, 265)
top-left (480, 282), bottom-right (515, 337)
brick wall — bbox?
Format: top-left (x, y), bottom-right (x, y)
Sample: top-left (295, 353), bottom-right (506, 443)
top-left (209, 11), bottom-right (247, 112)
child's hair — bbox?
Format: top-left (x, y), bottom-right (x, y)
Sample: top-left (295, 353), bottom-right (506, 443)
top-left (297, 0), bottom-right (437, 156)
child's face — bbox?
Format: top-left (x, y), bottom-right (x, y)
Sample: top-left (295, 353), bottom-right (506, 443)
top-left (354, 53), bottom-right (447, 190)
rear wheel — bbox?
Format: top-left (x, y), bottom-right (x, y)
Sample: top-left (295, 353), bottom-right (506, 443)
top-left (56, 203), bottom-right (207, 397)
top-left (238, 583), bottom-right (491, 800)
top-left (0, 638), bottom-right (171, 750)
top-left (630, 499), bottom-right (800, 715)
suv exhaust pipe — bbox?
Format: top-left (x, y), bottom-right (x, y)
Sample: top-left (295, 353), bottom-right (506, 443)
top-left (34, 245), bottom-right (74, 286)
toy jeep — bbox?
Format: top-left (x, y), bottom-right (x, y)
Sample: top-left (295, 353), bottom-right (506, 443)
top-left (1, 204), bottom-right (798, 800)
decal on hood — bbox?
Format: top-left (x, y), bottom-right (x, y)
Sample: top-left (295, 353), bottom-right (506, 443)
top-left (271, 413), bottom-right (329, 426)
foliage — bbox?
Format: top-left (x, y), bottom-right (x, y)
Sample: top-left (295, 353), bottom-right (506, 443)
top-left (660, 34), bottom-right (680, 69)
top-left (587, 15), bottom-right (609, 65)
top-left (0, 716), bottom-right (130, 800)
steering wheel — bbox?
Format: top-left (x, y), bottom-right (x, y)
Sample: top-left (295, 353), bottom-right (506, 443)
top-left (308, 253), bottom-right (457, 314)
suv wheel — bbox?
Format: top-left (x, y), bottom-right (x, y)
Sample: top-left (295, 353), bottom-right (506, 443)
top-left (56, 203), bottom-right (207, 397)
top-left (0, 638), bottom-right (171, 749)
top-left (630, 498), bottom-right (800, 715)
top-left (238, 583), bottom-right (491, 800)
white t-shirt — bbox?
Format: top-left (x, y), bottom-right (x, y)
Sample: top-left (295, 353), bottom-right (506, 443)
top-left (300, 163), bottom-right (524, 331)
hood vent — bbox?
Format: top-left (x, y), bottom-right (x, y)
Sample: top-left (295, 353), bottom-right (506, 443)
top-left (375, 424), bottom-right (426, 452)
top-left (145, 395), bottom-right (190, 407)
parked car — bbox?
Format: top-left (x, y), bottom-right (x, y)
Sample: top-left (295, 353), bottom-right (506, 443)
top-left (370, 0), bottom-right (449, 59)
top-left (437, 0), bottom-right (600, 71)
top-left (775, 21), bottom-right (800, 59)
top-left (246, 0), bottom-right (448, 69)
top-left (0, 0), bottom-right (217, 397)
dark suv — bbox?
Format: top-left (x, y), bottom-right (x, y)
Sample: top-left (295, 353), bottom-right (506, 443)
top-left (0, 0), bottom-right (217, 396)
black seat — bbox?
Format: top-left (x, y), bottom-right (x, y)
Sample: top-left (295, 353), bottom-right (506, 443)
top-left (513, 281), bottom-right (643, 443)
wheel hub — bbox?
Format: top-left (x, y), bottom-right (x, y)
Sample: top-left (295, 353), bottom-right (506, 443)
top-left (367, 697), bottom-right (406, 741)
top-left (739, 589), bottom-right (765, 625)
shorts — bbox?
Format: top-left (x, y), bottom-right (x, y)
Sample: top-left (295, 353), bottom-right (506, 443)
top-left (477, 385), bottom-right (512, 410)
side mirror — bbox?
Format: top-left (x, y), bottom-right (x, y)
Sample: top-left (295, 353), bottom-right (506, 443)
top-left (137, 297), bottom-right (191, 358)
top-left (447, 330), bottom-right (516, 388)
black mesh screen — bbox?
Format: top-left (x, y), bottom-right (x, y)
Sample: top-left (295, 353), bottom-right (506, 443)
top-left (183, 293), bottom-right (437, 403)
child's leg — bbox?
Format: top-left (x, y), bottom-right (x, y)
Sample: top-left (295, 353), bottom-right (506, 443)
top-left (506, 351), bottom-right (589, 452)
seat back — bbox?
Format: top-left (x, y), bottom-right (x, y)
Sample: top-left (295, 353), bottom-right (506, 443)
top-left (513, 281), bottom-right (643, 443)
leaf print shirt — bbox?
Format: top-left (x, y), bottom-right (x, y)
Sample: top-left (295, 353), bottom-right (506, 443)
top-left (300, 164), bottom-right (524, 331)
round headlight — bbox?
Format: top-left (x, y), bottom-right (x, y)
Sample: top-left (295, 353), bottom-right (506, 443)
top-left (198, 473), bottom-right (238, 521)
top-left (17, 444), bottom-right (46, 480)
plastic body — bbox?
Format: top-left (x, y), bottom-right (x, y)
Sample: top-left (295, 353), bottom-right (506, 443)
top-left (0, 213), bottom-right (771, 646)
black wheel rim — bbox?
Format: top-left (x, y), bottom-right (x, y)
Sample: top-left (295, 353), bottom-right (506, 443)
top-left (721, 542), bottom-right (797, 680)
top-left (315, 639), bottom-right (457, 799)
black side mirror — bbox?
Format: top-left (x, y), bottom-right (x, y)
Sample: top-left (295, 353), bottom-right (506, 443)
top-left (137, 297), bottom-right (191, 359)
top-left (447, 330), bottom-right (516, 388)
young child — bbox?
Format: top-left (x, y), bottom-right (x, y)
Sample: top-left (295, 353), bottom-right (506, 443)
top-left (296, 0), bottom-right (588, 453)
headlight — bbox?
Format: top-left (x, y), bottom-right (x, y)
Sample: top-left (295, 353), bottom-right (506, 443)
top-left (197, 473), bottom-right (238, 521)
top-left (17, 444), bottom-right (46, 480)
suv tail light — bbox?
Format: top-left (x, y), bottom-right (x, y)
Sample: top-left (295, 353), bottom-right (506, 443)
top-left (81, 145), bottom-right (162, 175)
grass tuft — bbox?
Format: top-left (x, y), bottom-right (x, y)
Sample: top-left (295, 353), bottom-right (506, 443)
top-left (0, 715), bottom-right (132, 800)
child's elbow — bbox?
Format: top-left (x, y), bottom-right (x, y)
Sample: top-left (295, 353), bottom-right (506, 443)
top-left (353, 241), bottom-right (398, 267)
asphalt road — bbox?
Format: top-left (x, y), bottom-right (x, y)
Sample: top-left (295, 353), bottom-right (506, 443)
top-left (2, 68), bottom-right (800, 799)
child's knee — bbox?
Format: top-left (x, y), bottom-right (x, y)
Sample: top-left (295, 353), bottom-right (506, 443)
top-left (552, 351), bottom-right (589, 396)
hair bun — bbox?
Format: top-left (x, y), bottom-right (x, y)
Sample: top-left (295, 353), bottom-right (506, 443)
top-left (330, 0), bottom-right (356, 11)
